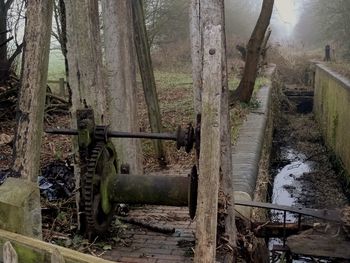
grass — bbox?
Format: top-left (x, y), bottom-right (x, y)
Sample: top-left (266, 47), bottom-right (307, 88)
top-left (48, 50), bottom-right (65, 80)
top-left (327, 62), bottom-right (350, 79)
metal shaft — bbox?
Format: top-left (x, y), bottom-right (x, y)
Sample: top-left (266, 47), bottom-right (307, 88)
top-left (108, 174), bottom-right (189, 206)
top-left (45, 128), bottom-right (177, 141)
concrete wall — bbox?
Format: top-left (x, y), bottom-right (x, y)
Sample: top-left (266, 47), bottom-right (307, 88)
top-left (313, 63), bottom-right (350, 175)
top-left (233, 65), bottom-right (276, 219)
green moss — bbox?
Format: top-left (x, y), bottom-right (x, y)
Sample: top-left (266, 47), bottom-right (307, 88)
top-left (14, 244), bottom-right (46, 262)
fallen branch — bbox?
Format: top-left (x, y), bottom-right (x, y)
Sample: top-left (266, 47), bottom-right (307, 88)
top-left (118, 217), bottom-right (175, 234)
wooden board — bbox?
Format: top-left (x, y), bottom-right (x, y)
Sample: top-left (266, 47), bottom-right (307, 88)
top-left (287, 234), bottom-right (350, 259)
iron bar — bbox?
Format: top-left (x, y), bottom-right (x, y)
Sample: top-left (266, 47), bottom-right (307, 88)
top-left (236, 200), bottom-right (342, 222)
top-left (45, 128), bottom-right (177, 141)
top-left (283, 211), bottom-right (287, 247)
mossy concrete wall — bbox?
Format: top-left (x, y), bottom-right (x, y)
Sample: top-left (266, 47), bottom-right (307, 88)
top-left (0, 178), bottom-right (42, 239)
top-left (313, 63), bottom-right (350, 175)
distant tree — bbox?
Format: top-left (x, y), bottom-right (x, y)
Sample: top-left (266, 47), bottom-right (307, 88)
top-left (225, 0), bottom-right (261, 39)
top-left (144, 0), bottom-right (189, 46)
top-left (231, 0), bottom-right (274, 103)
top-left (294, 0), bottom-right (350, 57)
top-left (0, 0), bottom-right (25, 82)
top-left (52, 0), bottom-right (69, 87)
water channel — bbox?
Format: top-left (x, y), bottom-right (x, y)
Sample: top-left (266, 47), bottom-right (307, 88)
top-left (268, 90), bottom-right (349, 262)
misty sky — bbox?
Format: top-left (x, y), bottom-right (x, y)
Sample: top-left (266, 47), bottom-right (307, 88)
top-left (273, 0), bottom-right (300, 38)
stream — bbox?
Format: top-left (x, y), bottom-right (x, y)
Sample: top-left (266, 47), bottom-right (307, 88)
top-left (268, 89), bottom-right (349, 262)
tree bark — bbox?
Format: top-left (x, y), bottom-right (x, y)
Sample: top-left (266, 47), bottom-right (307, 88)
top-left (131, 0), bottom-right (166, 167)
top-left (0, 0), bottom-right (7, 62)
top-left (12, 0), bottom-right (53, 181)
top-left (194, 24), bottom-right (222, 263)
top-left (191, 1), bottom-right (236, 260)
top-left (232, 0), bottom-right (274, 103)
top-left (65, 0), bottom-right (108, 125)
top-left (101, 0), bottom-right (143, 175)
top-left (65, 0), bottom-right (108, 231)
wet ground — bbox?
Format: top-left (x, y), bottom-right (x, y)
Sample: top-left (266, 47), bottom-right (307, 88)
top-left (269, 87), bottom-right (350, 262)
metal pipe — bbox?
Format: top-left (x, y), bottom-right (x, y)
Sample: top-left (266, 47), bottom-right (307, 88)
top-left (108, 131), bottom-right (177, 140)
top-left (45, 128), bottom-right (79, 136)
top-left (108, 174), bottom-right (189, 206)
top-left (45, 128), bottom-right (177, 141)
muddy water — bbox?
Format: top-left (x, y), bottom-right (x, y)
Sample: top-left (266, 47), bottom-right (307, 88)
top-left (271, 147), bottom-right (315, 222)
top-left (268, 91), bottom-right (349, 262)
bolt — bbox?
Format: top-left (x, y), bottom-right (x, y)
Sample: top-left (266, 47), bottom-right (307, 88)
top-left (209, 49), bottom-right (216, 55)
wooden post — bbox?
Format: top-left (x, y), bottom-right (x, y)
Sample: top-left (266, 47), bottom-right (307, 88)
top-left (58, 78), bottom-right (65, 97)
top-left (191, 0), bottom-right (236, 259)
top-left (65, 0), bottom-right (108, 125)
top-left (101, 0), bottom-right (143, 175)
top-left (51, 248), bottom-right (65, 263)
top-left (190, 0), bottom-right (202, 117)
top-left (194, 24), bottom-right (223, 263)
top-left (3, 241), bottom-right (18, 263)
top-left (131, 0), bottom-right (166, 166)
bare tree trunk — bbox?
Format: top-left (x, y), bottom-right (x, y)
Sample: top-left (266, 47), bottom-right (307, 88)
top-left (190, 0), bottom-right (202, 117)
top-left (12, 0), bottom-right (53, 181)
top-left (56, 0), bottom-right (71, 103)
top-left (232, 0), bottom-right (274, 103)
top-left (65, 0), bottom-right (107, 125)
top-left (191, 1), bottom-right (236, 260)
top-left (0, 0), bottom-right (7, 62)
top-left (102, 0), bottom-right (143, 175)
top-left (260, 27), bottom-right (271, 66)
top-left (131, 0), bottom-right (166, 167)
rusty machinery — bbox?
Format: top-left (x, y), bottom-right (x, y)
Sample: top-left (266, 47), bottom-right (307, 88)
top-left (46, 109), bottom-right (199, 238)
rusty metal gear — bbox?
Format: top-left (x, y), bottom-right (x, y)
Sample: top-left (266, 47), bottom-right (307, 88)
top-left (82, 142), bottom-right (115, 239)
top-left (176, 124), bottom-right (195, 153)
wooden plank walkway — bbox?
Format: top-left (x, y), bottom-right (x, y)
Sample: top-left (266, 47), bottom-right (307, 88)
top-left (102, 206), bottom-right (195, 263)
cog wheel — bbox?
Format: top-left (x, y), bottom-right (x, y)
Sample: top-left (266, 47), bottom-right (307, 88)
top-left (184, 123), bottom-right (194, 153)
top-left (82, 142), bottom-right (116, 239)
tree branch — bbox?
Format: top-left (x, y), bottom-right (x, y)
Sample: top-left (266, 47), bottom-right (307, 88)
top-left (0, 36), bottom-right (13, 47)
top-left (8, 42), bottom-right (23, 65)
top-left (5, 0), bottom-right (14, 11)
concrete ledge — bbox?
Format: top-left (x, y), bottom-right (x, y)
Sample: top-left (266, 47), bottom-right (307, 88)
top-left (0, 228), bottom-right (116, 263)
top-left (0, 178), bottom-right (42, 239)
top-left (232, 84), bottom-right (273, 218)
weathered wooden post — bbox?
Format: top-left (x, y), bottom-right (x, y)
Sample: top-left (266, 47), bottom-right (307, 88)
top-left (131, 0), bottom-right (166, 166)
top-left (101, 0), bottom-right (143, 175)
top-left (3, 241), bottom-right (18, 263)
top-left (191, 0), bottom-right (236, 261)
top-left (58, 78), bottom-right (65, 97)
top-left (194, 24), bottom-right (223, 262)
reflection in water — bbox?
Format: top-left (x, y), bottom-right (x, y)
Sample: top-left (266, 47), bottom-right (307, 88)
top-left (269, 147), bottom-right (319, 263)
top-left (271, 147), bottom-right (314, 222)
